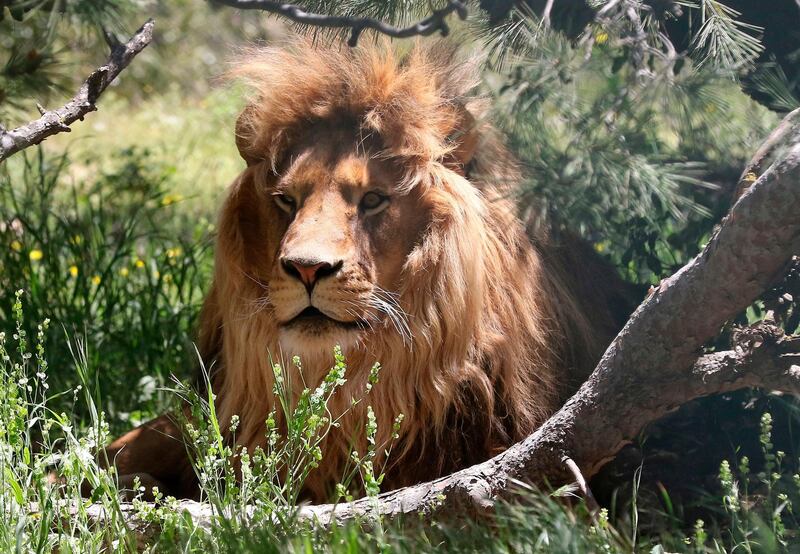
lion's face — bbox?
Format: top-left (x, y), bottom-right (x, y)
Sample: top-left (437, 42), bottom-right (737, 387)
top-left (244, 123), bottom-right (430, 357)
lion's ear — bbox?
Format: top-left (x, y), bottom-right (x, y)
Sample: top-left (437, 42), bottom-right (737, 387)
top-left (444, 107), bottom-right (480, 173)
top-left (235, 106), bottom-right (260, 166)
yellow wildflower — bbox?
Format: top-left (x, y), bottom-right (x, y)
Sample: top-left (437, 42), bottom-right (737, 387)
top-left (595, 32), bottom-right (609, 45)
top-left (72, 235), bottom-right (83, 245)
top-left (91, 275), bottom-right (101, 286)
top-left (135, 259), bottom-right (145, 269)
top-left (119, 267), bottom-right (130, 277)
top-left (69, 265), bottom-right (79, 278)
top-left (161, 193), bottom-right (184, 206)
top-left (29, 249), bottom-right (43, 261)
top-left (163, 273), bottom-right (173, 284)
top-left (166, 247), bottom-right (182, 259)
top-left (10, 240), bottom-right (22, 252)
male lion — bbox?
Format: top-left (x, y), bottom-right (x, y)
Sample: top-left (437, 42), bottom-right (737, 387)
top-left (103, 40), bottom-right (633, 502)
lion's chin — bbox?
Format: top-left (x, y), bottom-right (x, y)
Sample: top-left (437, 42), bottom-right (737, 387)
top-left (277, 323), bottom-right (362, 361)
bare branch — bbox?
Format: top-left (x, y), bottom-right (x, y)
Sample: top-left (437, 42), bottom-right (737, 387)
top-left (0, 19), bottom-right (155, 164)
top-left (541, 0), bottom-right (555, 27)
top-left (210, 0), bottom-right (468, 46)
top-left (562, 457), bottom-right (600, 515)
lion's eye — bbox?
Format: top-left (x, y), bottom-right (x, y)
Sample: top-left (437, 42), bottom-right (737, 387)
top-left (360, 191), bottom-right (389, 215)
top-left (273, 193), bottom-right (296, 213)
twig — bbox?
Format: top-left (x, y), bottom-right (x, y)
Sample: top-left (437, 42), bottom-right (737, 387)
top-left (210, 0), bottom-right (468, 46)
top-left (591, 0), bottom-right (653, 77)
top-left (563, 456), bottom-right (601, 515)
top-left (541, 0), bottom-right (555, 27)
top-left (0, 19), bottom-right (155, 164)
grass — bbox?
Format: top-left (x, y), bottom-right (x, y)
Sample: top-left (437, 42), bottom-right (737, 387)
top-left (44, 87), bottom-right (245, 210)
top-left (0, 148), bottom-right (212, 429)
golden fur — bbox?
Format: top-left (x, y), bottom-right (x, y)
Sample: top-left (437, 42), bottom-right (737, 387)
top-left (105, 39), bottom-right (631, 502)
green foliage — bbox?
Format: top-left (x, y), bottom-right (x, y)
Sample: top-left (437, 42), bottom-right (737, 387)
top-left (0, 293), bottom-right (139, 552)
top-left (710, 411), bottom-right (800, 551)
top-left (0, 0), bottom-right (132, 118)
top-left (171, 344), bottom-right (400, 530)
top-left (0, 149), bottom-right (211, 429)
top-left (487, 18), bottom-right (774, 283)
top-left (688, 0), bottom-right (764, 69)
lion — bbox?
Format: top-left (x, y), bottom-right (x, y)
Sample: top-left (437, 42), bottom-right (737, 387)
top-left (101, 39), bottom-right (634, 502)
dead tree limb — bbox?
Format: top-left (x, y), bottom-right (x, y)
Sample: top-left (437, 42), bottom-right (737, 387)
top-left (0, 19), bottom-right (155, 164)
top-left (210, 0), bottom-right (468, 46)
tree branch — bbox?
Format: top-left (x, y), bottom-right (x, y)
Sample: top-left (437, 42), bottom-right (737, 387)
top-left (294, 325), bottom-right (800, 525)
top-left (0, 19), bottom-right (155, 164)
top-left (210, 0), bottom-right (468, 46)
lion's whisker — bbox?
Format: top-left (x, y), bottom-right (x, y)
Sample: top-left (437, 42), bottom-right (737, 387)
top-left (371, 287), bottom-right (411, 338)
top-left (242, 270), bottom-right (270, 292)
top-left (344, 302), bottom-right (379, 334)
top-left (365, 290), bottom-right (412, 346)
top-left (232, 294), bottom-right (273, 321)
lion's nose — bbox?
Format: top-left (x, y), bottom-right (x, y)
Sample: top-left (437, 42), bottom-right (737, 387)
top-left (281, 257), bottom-right (343, 291)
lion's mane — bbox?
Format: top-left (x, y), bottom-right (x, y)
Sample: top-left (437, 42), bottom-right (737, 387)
top-left (199, 40), bottom-right (629, 500)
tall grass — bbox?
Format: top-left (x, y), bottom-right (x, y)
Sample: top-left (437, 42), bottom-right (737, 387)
top-left (0, 148), bottom-right (212, 429)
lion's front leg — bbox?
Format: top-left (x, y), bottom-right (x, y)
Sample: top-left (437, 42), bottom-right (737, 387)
top-left (97, 412), bottom-right (198, 500)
